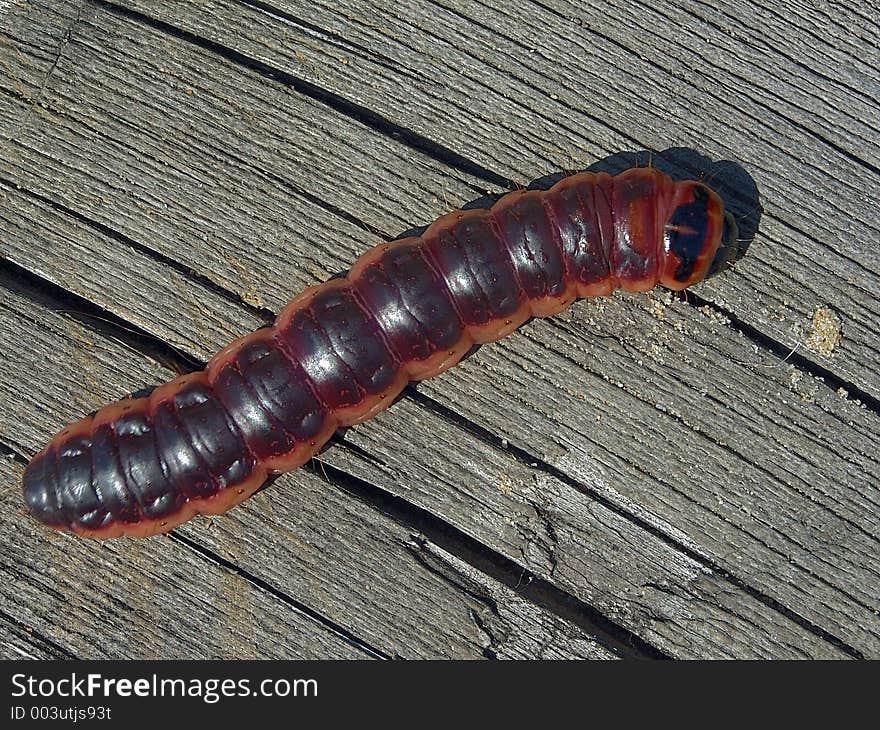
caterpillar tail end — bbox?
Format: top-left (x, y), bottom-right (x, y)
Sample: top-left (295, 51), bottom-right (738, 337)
top-left (21, 451), bottom-right (128, 540)
top-left (22, 454), bottom-right (67, 530)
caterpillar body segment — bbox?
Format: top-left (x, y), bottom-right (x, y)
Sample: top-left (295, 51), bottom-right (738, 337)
top-left (23, 167), bottom-right (735, 539)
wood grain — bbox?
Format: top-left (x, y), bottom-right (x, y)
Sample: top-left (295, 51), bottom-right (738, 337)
top-left (0, 272), bottom-right (615, 659)
top-left (111, 0), bottom-right (880, 399)
top-left (0, 0), bottom-right (876, 658)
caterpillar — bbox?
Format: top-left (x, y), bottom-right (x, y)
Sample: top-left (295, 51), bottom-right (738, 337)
top-left (23, 166), bottom-right (738, 539)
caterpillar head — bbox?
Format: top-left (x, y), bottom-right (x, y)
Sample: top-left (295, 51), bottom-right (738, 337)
top-left (659, 181), bottom-right (729, 290)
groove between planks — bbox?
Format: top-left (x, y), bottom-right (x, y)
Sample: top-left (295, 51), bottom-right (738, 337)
top-left (1, 0), bottom-right (872, 656)
top-left (102, 0), bottom-right (880, 398)
top-left (0, 273), bottom-right (619, 660)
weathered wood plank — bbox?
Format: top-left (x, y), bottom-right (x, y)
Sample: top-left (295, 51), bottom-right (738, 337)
top-left (0, 0), bottom-right (84, 97)
top-left (0, 458), bottom-right (367, 659)
top-left (0, 178), bottom-right (267, 367)
top-left (109, 0), bottom-right (880, 400)
top-left (0, 601), bottom-right (73, 659)
top-left (0, 189), bottom-right (848, 656)
top-left (0, 275), bottom-right (615, 660)
top-left (327, 394), bottom-right (870, 659)
top-left (0, 0), bottom-right (484, 310)
top-left (0, 0), bottom-right (874, 657)
top-left (390, 293), bottom-right (880, 653)
top-left (0, 282), bottom-right (856, 660)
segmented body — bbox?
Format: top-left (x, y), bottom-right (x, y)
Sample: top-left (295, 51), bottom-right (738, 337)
top-left (23, 167), bottom-right (734, 539)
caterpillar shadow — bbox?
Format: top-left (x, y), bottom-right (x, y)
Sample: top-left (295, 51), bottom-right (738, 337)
top-left (395, 147), bottom-right (760, 267)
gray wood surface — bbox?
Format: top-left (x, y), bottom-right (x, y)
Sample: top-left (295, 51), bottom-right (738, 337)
top-left (0, 0), bottom-right (876, 659)
top-left (0, 275), bottom-right (615, 659)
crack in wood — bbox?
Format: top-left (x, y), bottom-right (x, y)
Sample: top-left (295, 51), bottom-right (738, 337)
top-left (5, 0), bottom-right (877, 656)
top-left (1, 257), bottom-right (866, 657)
top-left (165, 531), bottom-right (390, 659)
top-left (94, 0), bottom-right (512, 192)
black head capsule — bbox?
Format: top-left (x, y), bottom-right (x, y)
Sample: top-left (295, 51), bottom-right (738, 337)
top-left (659, 181), bottom-right (727, 290)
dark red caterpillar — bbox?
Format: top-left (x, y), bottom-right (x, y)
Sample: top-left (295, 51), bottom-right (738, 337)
top-left (23, 167), bottom-right (737, 539)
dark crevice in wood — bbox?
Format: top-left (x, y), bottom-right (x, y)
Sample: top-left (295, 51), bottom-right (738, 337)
top-left (0, 608), bottom-right (78, 659)
top-left (402, 535), bottom-right (511, 659)
top-left (301, 459), bottom-right (669, 660)
top-left (0, 256), bottom-right (204, 378)
top-left (164, 531), bottom-right (390, 660)
top-left (0, 438), bottom-right (30, 465)
top-left (0, 175), bottom-right (278, 326)
top-left (237, 0), bottom-right (425, 85)
top-left (1, 263), bottom-right (663, 658)
top-left (681, 291), bottom-right (880, 417)
top-left (402, 388), bottom-right (867, 660)
top-left (94, 0), bottom-right (516, 192)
